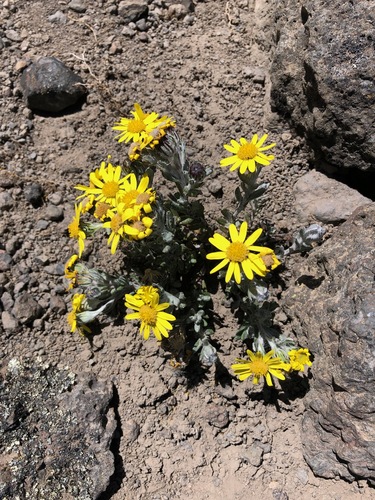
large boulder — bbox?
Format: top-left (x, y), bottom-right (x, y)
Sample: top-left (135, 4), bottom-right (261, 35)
top-left (0, 359), bottom-right (117, 499)
top-left (282, 203), bottom-right (375, 484)
top-left (270, 0), bottom-right (375, 173)
top-left (20, 56), bottom-right (87, 113)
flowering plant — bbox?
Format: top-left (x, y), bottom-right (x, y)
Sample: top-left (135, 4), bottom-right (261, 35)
top-left (66, 103), bottom-right (323, 387)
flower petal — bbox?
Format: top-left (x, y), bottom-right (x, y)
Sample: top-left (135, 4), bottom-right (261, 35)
top-left (244, 228), bottom-right (263, 247)
top-left (209, 233), bottom-right (230, 251)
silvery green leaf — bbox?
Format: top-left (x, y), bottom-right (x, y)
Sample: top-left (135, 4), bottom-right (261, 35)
top-left (285, 224), bottom-right (326, 254)
top-left (193, 338), bottom-right (203, 352)
top-left (76, 299), bottom-right (114, 323)
top-left (199, 340), bottom-right (217, 366)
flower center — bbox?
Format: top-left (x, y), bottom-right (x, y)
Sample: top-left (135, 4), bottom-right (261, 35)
top-left (128, 119), bottom-right (146, 134)
top-left (110, 213), bottom-right (123, 233)
top-left (95, 202), bottom-right (110, 219)
top-left (68, 220), bottom-right (80, 238)
top-left (102, 181), bottom-right (119, 198)
top-left (261, 253), bottom-right (274, 268)
top-left (136, 192), bottom-right (150, 205)
top-left (226, 241), bottom-right (248, 262)
top-left (133, 220), bottom-right (145, 232)
top-left (249, 359), bottom-right (269, 376)
top-left (237, 142), bottom-right (258, 160)
top-left (139, 304), bottom-right (157, 326)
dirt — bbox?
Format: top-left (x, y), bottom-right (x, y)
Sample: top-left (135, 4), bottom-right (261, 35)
top-left (0, 1), bottom-right (374, 499)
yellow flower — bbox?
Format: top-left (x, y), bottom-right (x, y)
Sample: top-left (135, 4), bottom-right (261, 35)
top-left (119, 173), bottom-right (156, 213)
top-left (133, 285), bottom-right (159, 305)
top-left (64, 254), bottom-right (78, 290)
top-left (125, 290), bottom-right (176, 341)
top-left (124, 215), bottom-right (153, 241)
top-left (102, 203), bottom-right (132, 254)
top-left (68, 203), bottom-right (86, 257)
top-left (220, 134), bottom-right (276, 174)
top-left (231, 350), bottom-right (289, 386)
top-left (113, 104), bottom-right (176, 158)
top-left (113, 103), bottom-right (161, 144)
top-left (206, 222), bottom-right (280, 284)
top-left (67, 293), bottom-right (91, 335)
top-left (147, 115), bottom-right (176, 148)
top-left (250, 249), bottom-right (281, 274)
top-left (288, 348), bottom-right (312, 371)
top-left (75, 162), bottom-right (128, 207)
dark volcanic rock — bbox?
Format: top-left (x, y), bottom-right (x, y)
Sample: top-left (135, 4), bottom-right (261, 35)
top-left (282, 203), bottom-right (375, 484)
top-left (0, 359), bottom-right (116, 499)
top-left (20, 57), bottom-right (87, 112)
top-left (270, 0), bottom-right (375, 173)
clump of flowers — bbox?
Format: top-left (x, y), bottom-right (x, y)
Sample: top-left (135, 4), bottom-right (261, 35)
top-left (65, 103), bottom-right (324, 389)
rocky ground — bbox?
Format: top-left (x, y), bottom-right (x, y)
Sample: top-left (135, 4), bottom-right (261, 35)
top-left (0, 1), bottom-right (374, 499)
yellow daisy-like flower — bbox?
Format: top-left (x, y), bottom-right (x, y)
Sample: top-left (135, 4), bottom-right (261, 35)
top-left (206, 222), bottom-right (280, 284)
top-left (220, 134), bottom-right (276, 174)
top-left (124, 215), bottom-right (153, 241)
top-left (67, 293), bottom-right (91, 335)
top-left (113, 103), bottom-right (161, 144)
top-left (64, 254), bottom-right (79, 290)
top-left (147, 115), bottom-right (176, 148)
top-left (75, 162), bottom-right (128, 208)
top-left (113, 104), bottom-right (176, 159)
top-left (102, 203), bottom-right (132, 254)
top-left (231, 350), bottom-right (289, 386)
top-left (288, 348), bottom-right (312, 372)
top-left (68, 203), bottom-right (86, 257)
top-left (125, 290), bottom-right (176, 341)
top-left (119, 173), bottom-right (156, 213)
top-left (251, 248), bottom-right (281, 273)
top-left (133, 285), bottom-right (160, 305)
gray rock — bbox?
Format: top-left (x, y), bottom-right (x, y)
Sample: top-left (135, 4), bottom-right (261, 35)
top-left (163, 0), bottom-right (195, 12)
top-left (118, 0), bottom-right (148, 23)
top-left (1, 291), bottom-right (14, 311)
top-left (1, 311), bottom-right (19, 330)
top-left (5, 29), bottom-right (22, 42)
top-left (24, 182), bottom-right (44, 207)
top-left (293, 170), bottom-right (372, 223)
top-left (205, 405), bottom-right (229, 429)
top-left (0, 359), bottom-right (116, 499)
top-left (282, 204), bottom-right (375, 485)
top-left (123, 418), bottom-right (140, 444)
top-left (45, 204), bottom-right (64, 221)
top-left (49, 295), bottom-right (67, 314)
top-left (0, 191), bottom-right (14, 212)
top-left (48, 10), bottom-right (67, 24)
top-left (12, 292), bottom-right (43, 325)
top-left (0, 252), bottom-right (12, 272)
top-left (270, 0), bottom-right (375, 172)
top-left (20, 57), bottom-right (87, 113)
top-left (5, 235), bottom-right (22, 255)
top-left (68, 0), bottom-right (87, 13)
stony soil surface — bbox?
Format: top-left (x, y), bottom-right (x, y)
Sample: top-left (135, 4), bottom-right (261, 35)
top-left (0, 1), bottom-right (374, 499)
